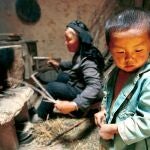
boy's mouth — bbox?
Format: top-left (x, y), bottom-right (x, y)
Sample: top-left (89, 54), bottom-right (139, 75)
top-left (124, 65), bottom-right (135, 69)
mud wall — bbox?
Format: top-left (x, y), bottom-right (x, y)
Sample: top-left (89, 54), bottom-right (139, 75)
top-left (1, 0), bottom-right (147, 60)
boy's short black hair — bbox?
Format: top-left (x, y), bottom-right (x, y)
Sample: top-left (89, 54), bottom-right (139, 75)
top-left (105, 8), bottom-right (150, 45)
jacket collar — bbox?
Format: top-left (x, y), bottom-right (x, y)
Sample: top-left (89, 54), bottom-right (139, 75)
top-left (107, 61), bottom-right (150, 123)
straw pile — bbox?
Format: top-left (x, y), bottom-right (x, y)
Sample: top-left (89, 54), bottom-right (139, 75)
top-left (32, 116), bottom-right (100, 150)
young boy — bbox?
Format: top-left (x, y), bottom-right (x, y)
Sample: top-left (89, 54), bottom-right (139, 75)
top-left (95, 9), bottom-right (150, 150)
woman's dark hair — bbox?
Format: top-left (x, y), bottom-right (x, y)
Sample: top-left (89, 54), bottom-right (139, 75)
top-left (105, 8), bottom-right (150, 45)
top-left (66, 20), bottom-right (93, 44)
top-left (72, 45), bottom-right (105, 74)
top-left (67, 20), bottom-right (105, 73)
top-left (67, 20), bottom-right (104, 73)
top-left (81, 45), bottom-right (105, 73)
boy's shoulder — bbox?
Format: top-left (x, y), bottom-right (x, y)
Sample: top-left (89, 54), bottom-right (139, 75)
top-left (139, 62), bottom-right (150, 77)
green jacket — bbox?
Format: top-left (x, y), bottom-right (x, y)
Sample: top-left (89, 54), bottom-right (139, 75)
top-left (101, 62), bottom-right (150, 150)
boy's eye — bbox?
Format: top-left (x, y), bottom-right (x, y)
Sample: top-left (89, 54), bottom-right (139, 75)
top-left (135, 49), bottom-right (143, 52)
top-left (116, 51), bottom-right (125, 54)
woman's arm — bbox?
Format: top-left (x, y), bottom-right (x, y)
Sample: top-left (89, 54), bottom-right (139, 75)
top-left (73, 59), bottom-right (103, 110)
top-left (59, 61), bottom-right (73, 71)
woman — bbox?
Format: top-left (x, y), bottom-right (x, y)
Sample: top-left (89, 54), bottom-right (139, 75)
top-left (34, 20), bottom-right (105, 121)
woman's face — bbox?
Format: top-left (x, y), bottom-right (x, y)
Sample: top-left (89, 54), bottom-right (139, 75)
top-left (65, 27), bottom-right (80, 53)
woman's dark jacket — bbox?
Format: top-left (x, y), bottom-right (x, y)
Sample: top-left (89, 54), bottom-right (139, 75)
top-left (59, 46), bottom-right (104, 111)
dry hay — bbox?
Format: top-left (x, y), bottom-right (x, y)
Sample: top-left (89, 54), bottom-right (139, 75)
top-left (32, 116), bottom-right (100, 150)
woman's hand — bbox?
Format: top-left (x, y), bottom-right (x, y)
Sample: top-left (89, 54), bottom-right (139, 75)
top-left (98, 124), bottom-right (118, 140)
top-left (47, 59), bottom-right (60, 68)
top-left (94, 109), bottom-right (106, 127)
top-left (54, 100), bottom-right (78, 114)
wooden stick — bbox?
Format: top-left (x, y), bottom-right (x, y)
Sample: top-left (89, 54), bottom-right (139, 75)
top-left (46, 118), bottom-right (87, 146)
top-left (31, 72), bottom-right (55, 100)
top-left (7, 77), bottom-right (56, 104)
top-left (33, 56), bottom-right (49, 60)
top-left (0, 45), bottom-right (22, 49)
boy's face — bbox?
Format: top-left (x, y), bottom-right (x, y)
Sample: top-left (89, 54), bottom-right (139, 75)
top-left (109, 29), bottom-right (150, 72)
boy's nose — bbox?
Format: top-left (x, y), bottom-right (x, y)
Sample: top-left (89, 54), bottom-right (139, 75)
top-left (125, 51), bottom-right (132, 58)
top-left (125, 52), bottom-right (133, 62)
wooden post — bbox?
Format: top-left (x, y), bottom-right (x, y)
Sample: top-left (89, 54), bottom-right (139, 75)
top-left (15, 103), bottom-right (29, 123)
top-left (0, 119), bottom-right (19, 150)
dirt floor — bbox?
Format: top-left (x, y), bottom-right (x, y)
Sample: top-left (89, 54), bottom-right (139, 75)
top-left (19, 117), bottom-right (100, 150)
top-left (19, 140), bottom-right (64, 150)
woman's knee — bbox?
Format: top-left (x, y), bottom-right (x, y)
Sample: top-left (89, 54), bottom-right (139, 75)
top-left (46, 82), bottom-right (59, 92)
top-left (46, 82), bottom-right (63, 98)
